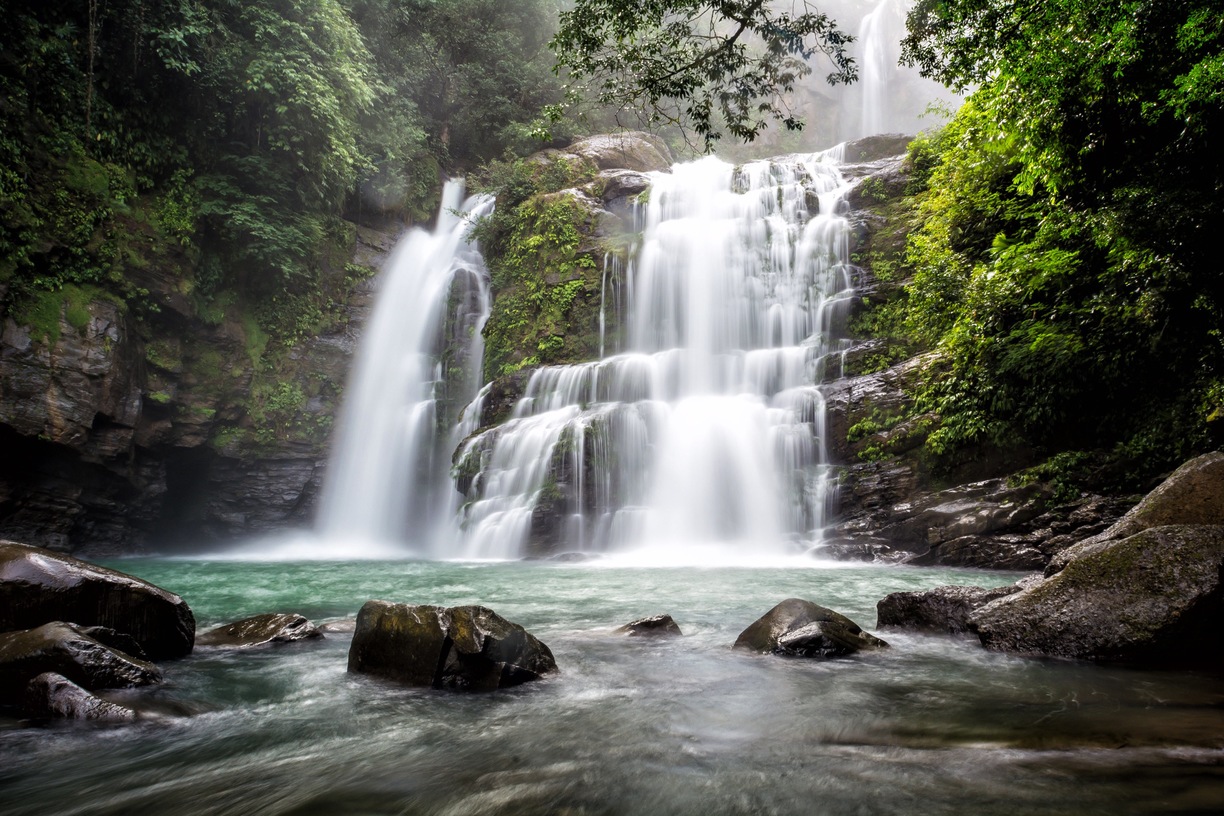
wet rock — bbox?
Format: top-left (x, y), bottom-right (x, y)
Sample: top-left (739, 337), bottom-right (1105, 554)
top-left (553, 132), bottom-right (672, 174)
top-left (23, 672), bottom-right (137, 723)
top-left (845, 155), bottom-right (910, 211)
top-left (733, 598), bottom-right (887, 658)
top-left (0, 541), bottom-right (195, 659)
top-left (474, 370), bottom-right (532, 434)
top-left (970, 525), bottom-right (1224, 664)
top-left (0, 301), bottom-right (141, 452)
top-left (1112, 452), bottom-right (1224, 534)
top-left (195, 613), bottom-right (322, 648)
top-left (1048, 452), bottom-right (1224, 575)
top-left (348, 601), bottom-right (557, 691)
top-left (843, 134), bottom-right (913, 164)
top-left (877, 584), bottom-right (1026, 634)
top-left (820, 363), bottom-right (1135, 570)
top-left (318, 619), bottom-right (357, 634)
top-left (595, 169), bottom-right (652, 204)
top-left (615, 615), bottom-right (682, 637)
top-left (0, 622), bottom-right (162, 697)
top-left (190, 456), bottom-right (327, 541)
top-left (548, 552), bottom-right (600, 563)
top-left (0, 225), bottom-right (389, 555)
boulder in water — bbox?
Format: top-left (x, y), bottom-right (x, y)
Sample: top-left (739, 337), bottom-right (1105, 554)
top-left (615, 615), bottom-right (683, 637)
top-left (0, 621), bottom-right (162, 698)
top-left (348, 601), bottom-right (556, 691)
top-left (733, 599), bottom-right (888, 658)
top-left (23, 672), bottom-right (137, 722)
top-left (1047, 451), bottom-right (1224, 575)
top-left (970, 525), bottom-right (1224, 664)
top-left (877, 584), bottom-right (1026, 634)
top-left (195, 613), bottom-right (322, 648)
top-left (0, 541), bottom-right (195, 659)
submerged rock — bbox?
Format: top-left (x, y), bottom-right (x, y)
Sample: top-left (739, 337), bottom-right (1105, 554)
top-left (23, 672), bottom-right (137, 723)
top-left (970, 525), bottom-right (1224, 664)
top-left (348, 601), bottom-right (556, 691)
top-left (0, 621), bottom-right (162, 698)
top-left (318, 619), bottom-right (357, 634)
top-left (615, 615), bottom-right (683, 637)
top-left (876, 584), bottom-right (1026, 634)
top-left (733, 599), bottom-right (888, 658)
top-left (0, 542), bottom-right (195, 659)
top-left (195, 613), bottom-right (322, 648)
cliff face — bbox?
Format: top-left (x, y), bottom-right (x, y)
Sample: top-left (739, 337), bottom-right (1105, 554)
top-left (0, 226), bottom-right (393, 556)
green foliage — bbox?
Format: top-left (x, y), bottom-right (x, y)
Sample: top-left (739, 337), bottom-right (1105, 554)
top-left (855, 176), bottom-right (888, 204)
top-left (884, 0), bottom-right (1224, 486)
top-left (551, 0), bottom-right (857, 151)
top-left (345, 0), bottom-right (565, 223)
top-left (1, 0), bottom-right (567, 361)
top-left (474, 157), bottom-right (609, 379)
top-left (11, 284), bottom-right (114, 345)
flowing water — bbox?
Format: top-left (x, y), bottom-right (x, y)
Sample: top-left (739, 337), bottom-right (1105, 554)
top-left (835, 0), bottom-right (963, 142)
top-left (316, 181), bottom-right (494, 554)
top-left (6, 31), bottom-right (1211, 811)
top-left (1, 559), bottom-right (1221, 815)
top-left (452, 151), bottom-right (854, 560)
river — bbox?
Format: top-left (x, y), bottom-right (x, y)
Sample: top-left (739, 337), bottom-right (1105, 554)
top-left (2, 557), bottom-right (1221, 815)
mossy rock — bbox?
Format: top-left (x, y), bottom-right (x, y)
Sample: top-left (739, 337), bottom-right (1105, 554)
top-left (482, 190), bottom-right (616, 380)
top-left (347, 601), bottom-right (556, 691)
top-left (970, 524), bottom-right (1224, 664)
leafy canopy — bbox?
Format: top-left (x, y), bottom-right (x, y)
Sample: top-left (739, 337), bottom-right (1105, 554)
top-left (888, 0), bottom-right (1224, 484)
top-left (551, 0), bottom-right (857, 150)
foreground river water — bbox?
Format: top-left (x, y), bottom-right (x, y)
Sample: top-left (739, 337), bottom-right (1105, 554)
top-left (2, 558), bottom-right (1222, 814)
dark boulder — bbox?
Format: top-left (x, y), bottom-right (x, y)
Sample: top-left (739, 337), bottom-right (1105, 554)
top-left (733, 598), bottom-right (888, 658)
top-left (0, 542), bottom-right (195, 659)
top-left (970, 525), bottom-right (1224, 664)
top-left (195, 613), bottom-right (322, 648)
top-left (348, 601), bottom-right (556, 691)
top-left (615, 615), bottom-right (682, 637)
top-left (0, 622), bottom-right (162, 698)
top-left (877, 584), bottom-right (1026, 634)
top-left (23, 672), bottom-right (137, 723)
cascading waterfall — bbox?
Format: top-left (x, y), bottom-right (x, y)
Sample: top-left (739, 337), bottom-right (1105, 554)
top-left (317, 180), bottom-right (494, 553)
top-left (856, 0), bottom-right (903, 140)
top-left (454, 151), bottom-right (855, 559)
top-left (837, 0), bottom-right (961, 142)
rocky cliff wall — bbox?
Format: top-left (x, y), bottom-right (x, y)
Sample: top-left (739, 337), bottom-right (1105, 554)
top-left (0, 226), bottom-right (394, 556)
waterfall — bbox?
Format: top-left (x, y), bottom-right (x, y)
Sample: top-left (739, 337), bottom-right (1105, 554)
top-left (317, 180), bottom-right (494, 554)
top-left (856, 0), bottom-right (902, 140)
top-left (454, 152), bottom-right (854, 560)
top-left (835, 0), bottom-right (961, 142)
